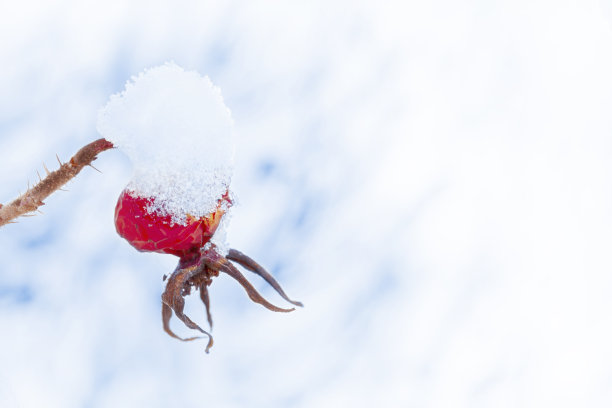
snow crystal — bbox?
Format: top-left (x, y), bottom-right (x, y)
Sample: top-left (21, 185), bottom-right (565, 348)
top-left (97, 62), bottom-right (234, 225)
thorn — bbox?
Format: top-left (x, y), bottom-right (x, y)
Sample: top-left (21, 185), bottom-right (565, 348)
top-left (37, 209), bottom-right (44, 215)
top-left (43, 162), bottom-right (50, 175)
top-left (59, 188), bottom-right (68, 192)
top-left (56, 154), bottom-right (63, 166)
top-left (27, 179), bottom-right (30, 190)
top-left (89, 164), bottom-right (102, 173)
top-left (36, 170), bottom-right (42, 182)
top-left (22, 214), bottom-right (36, 217)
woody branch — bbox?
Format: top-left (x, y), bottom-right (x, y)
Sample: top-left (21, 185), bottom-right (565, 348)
top-left (0, 138), bottom-right (114, 228)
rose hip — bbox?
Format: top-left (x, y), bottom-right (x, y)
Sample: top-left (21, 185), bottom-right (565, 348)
top-left (114, 189), bottom-right (230, 263)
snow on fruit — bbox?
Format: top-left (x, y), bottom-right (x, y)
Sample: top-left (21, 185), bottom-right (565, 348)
top-left (97, 63), bottom-right (301, 352)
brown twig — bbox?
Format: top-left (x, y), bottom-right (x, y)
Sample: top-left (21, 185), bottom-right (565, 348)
top-left (0, 138), bottom-right (114, 227)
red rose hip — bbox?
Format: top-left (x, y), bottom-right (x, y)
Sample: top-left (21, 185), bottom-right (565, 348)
top-left (114, 189), bottom-right (230, 262)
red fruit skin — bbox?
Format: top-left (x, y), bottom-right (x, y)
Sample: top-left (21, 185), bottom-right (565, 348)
top-left (114, 189), bottom-right (229, 261)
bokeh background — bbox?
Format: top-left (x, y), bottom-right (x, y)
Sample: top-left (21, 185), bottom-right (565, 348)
top-left (2, 0), bottom-right (612, 406)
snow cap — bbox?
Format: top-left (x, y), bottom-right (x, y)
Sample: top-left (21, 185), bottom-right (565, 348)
top-left (97, 62), bottom-right (234, 225)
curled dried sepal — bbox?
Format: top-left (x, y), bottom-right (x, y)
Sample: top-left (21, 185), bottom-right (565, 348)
top-left (161, 245), bottom-right (301, 352)
top-left (0, 138), bottom-right (114, 227)
top-left (227, 249), bottom-right (304, 307)
top-left (201, 248), bottom-right (295, 313)
top-left (162, 264), bottom-right (214, 353)
top-left (199, 284), bottom-right (213, 329)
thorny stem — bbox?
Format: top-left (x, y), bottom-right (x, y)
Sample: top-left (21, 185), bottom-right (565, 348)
top-left (0, 138), bottom-right (114, 227)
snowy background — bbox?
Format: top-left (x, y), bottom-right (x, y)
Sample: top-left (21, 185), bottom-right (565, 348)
top-left (2, 0), bottom-right (612, 407)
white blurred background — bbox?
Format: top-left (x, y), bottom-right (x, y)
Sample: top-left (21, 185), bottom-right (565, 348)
top-left (2, 0), bottom-right (612, 406)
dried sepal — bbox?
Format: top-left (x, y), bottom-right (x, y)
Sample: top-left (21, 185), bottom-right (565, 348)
top-left (202, 248), bottom-right (295, 313)
top-left (160, 245), bottom-right (301, 352)
top-left (161, 264), bottom-right (214, 353)
top-left (227, 249), bottom-right (304, 307)
top-left (199, 284), bottom-right (213, 329)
